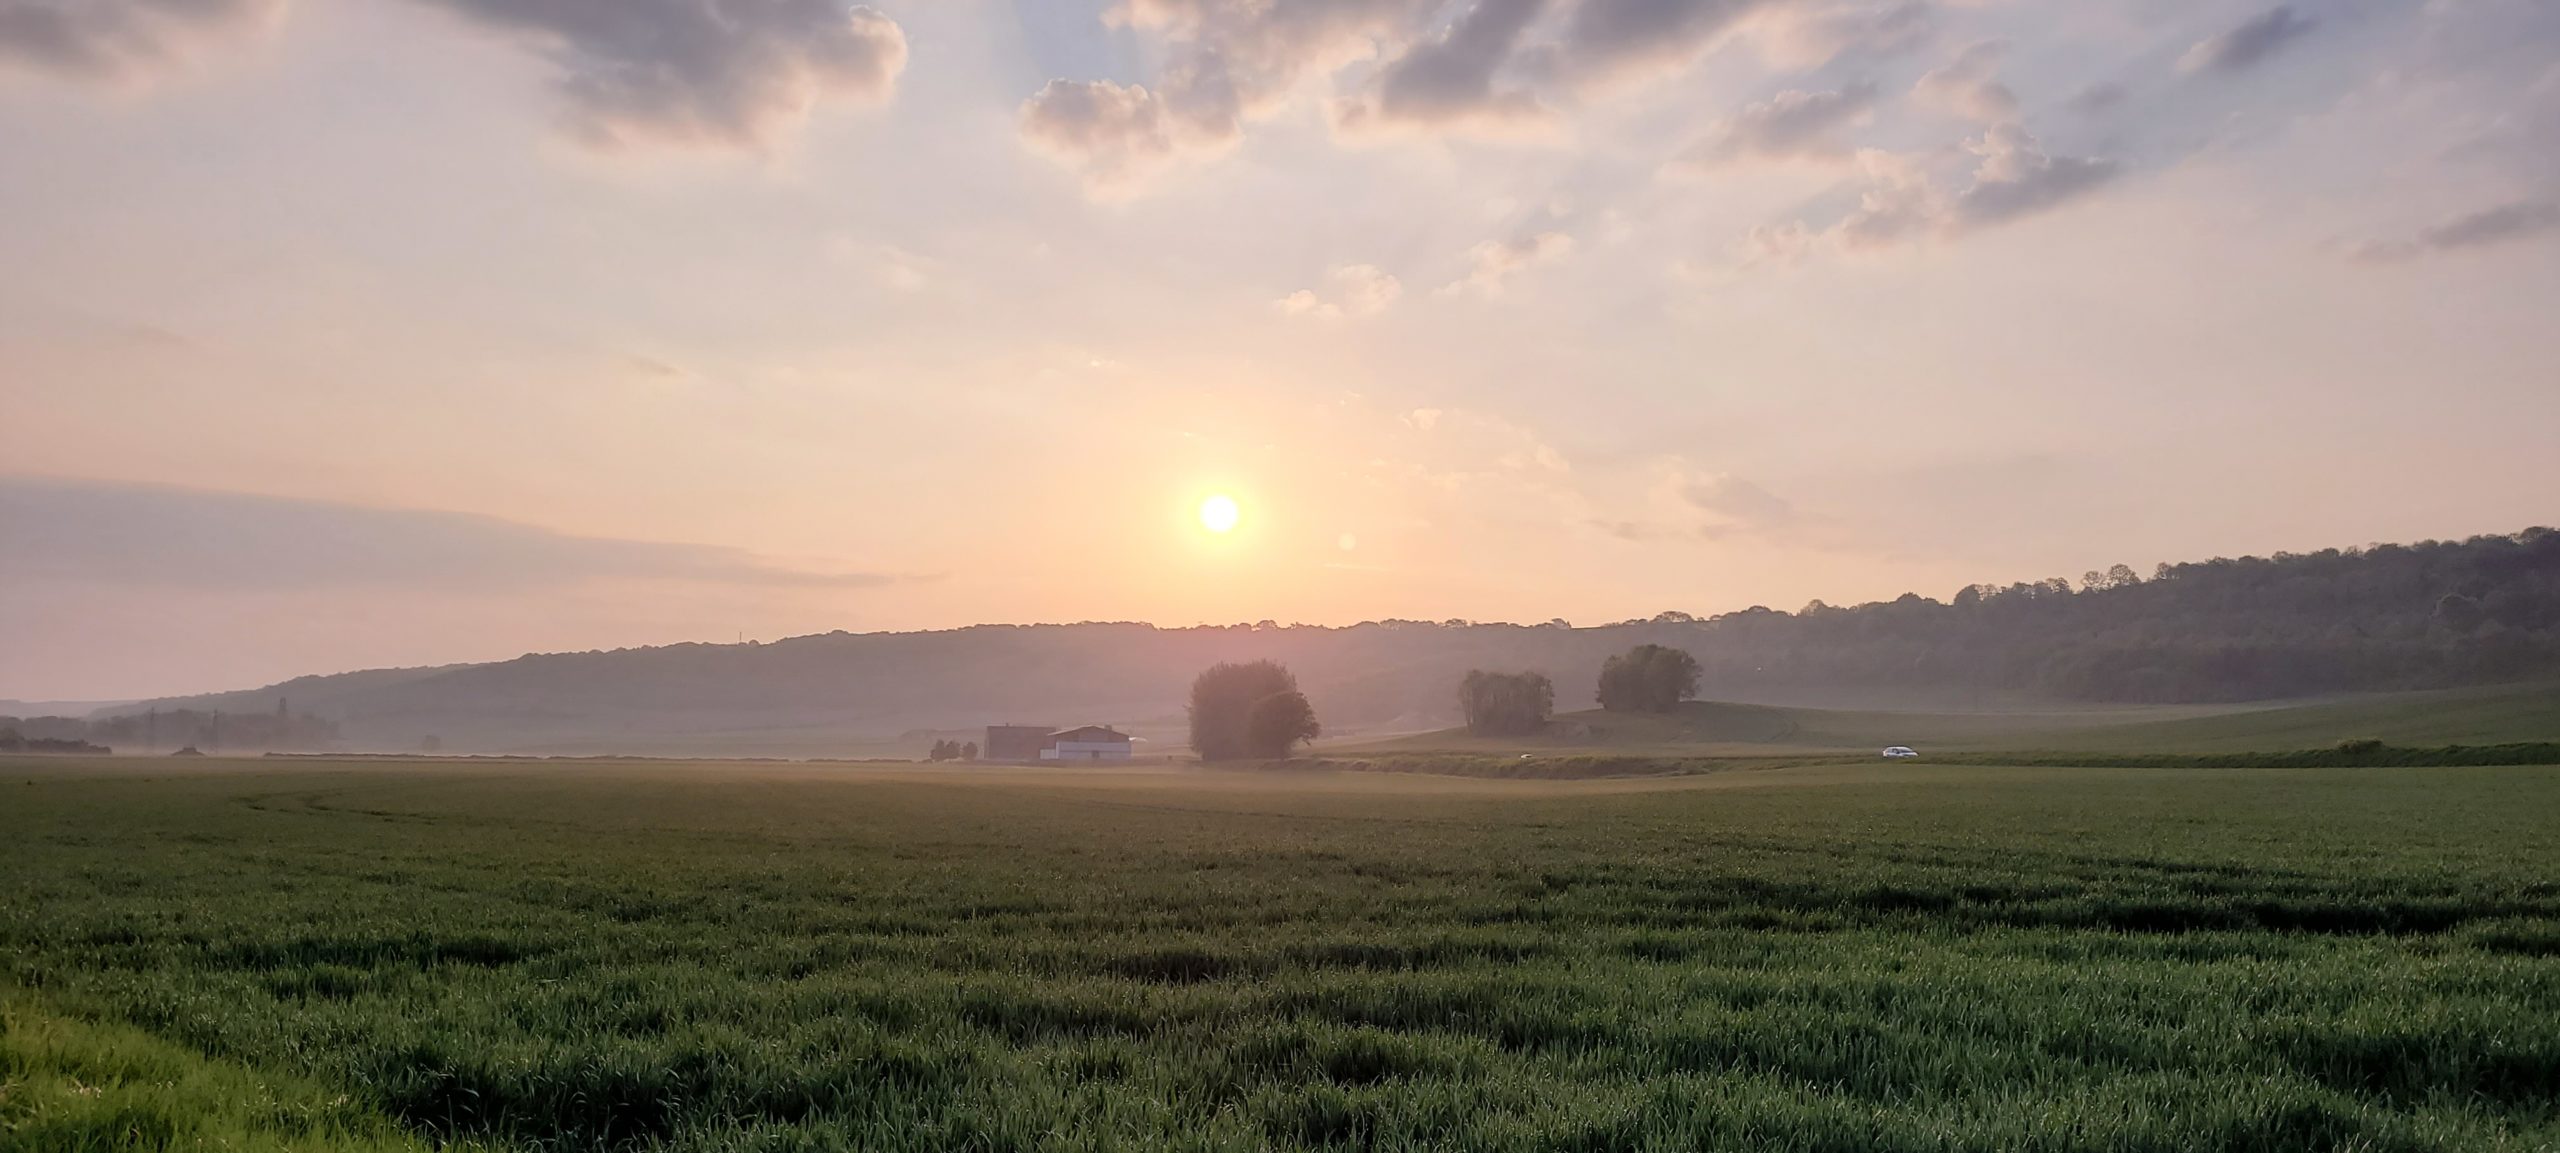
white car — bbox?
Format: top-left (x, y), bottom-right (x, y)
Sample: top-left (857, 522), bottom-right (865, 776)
top-left (1881, 746), bottom-right (1920, 759)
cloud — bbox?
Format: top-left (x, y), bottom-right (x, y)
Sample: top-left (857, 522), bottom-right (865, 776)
top-left (1023, 0), bottom-right (1431, 189)
top-left (1765, 125), bottom-right (2117, 258)
top-left (1022, 0), bottom-right (1933, 187)
top-left (1276, 263), bottom-right (1404, 319)
top-left (0, 475), bottom-right (903, 592)
top-left (1833, 148), bottom-right (1940, 250)
top-left (1739, 219), bottom-right (1817, 267)
top-left (1683, 473), bottom-right (1797, 537)
top-left (0, 0), bottom-right (282, 84)
top-left (1596, 465), bottom-right (1810, 542)
top-left (2069, 81), bottom-right (2127, 115)
top-left (1558, 0), bottom-right (1764, 85)
top-left (1337, 0), bottom-right (1550, 131)
top-left (2179, 6), bottom-right (2317, 75)
top-left (1680, 82), bottom-right (1878, 167)
top-left (1019, 79), bottom-right (1184, 188)
top-left (1443, 230), bottom-right (1574, 295)
top-left (1951, 121), bottom-right (2119, 228)
top-left (1746, 0), bottom-right (1932, 71)
top-left (2352, 199), bottom-right (2560, 263)
top-left (1912, 40), bottom-right (2015, 122)
top-left (412, 0), bottom-right (906, 151)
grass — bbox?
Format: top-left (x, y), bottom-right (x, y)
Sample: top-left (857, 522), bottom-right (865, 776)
top-left (0, 988), bottom-right (471, 1152)
top-left (3, 755), bottom-right (2559, 1151)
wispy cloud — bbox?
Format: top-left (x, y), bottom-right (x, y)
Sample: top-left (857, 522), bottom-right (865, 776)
top-left (1443, 231), bottom-right (1574, 295)
top-left (2180, 6), bottom-right (2318, 76)
top-left (0, 476), bottom-right (907, 592)
top-left (1679, 83), bottom-right (1879, 167)
top-left (1277, 264), bottom-right (1404, 319)
top-left (2351, 200), bottom-right (2560, 263)
top-left (1770, 125), bottom-right (2118, 258)
top-left (0, 0), bottom-right (282, 85)
top-left (1912, 41), bottom-right (2016, 123)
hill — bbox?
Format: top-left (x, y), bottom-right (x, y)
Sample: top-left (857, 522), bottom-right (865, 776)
top-left (79, 526), bottom-right (2560, 756)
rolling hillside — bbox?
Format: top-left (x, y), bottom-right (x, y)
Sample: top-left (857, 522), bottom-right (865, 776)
top-left (45, 526), bottom-right (2560, 756)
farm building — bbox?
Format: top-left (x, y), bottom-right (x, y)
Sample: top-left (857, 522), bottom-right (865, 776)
top-left (1039, 727), bottom-right (1131, 763)
top-left (981, 724), bottom-right (1136, 762)
top-left (982, 725), bottom-right (1054, 762)
top-left (1042, 725), bottom-right (1134, 761)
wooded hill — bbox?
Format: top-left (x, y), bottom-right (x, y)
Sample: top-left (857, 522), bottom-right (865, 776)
top-left (94, 527), bottom-right (2560, 755)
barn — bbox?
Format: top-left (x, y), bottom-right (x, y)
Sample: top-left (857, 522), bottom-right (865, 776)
top-left (982, 725), bottom-right (1054, 762)
top-left (1041, 725), bottom-right (1134, 762)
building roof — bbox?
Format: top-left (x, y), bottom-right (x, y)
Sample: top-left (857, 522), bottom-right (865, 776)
top-left (1049, 725), bottom-right (1130, 743)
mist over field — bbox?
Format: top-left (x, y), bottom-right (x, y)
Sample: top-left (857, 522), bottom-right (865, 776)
top-left (17, 527), bottom-right (2548, 757)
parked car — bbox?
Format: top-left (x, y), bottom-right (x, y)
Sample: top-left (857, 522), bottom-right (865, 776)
top-left (1882, 746), bottom-right (1919, 759)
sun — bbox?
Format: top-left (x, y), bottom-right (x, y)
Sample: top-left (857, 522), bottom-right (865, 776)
top-left (1198, 494), bottom-right (1240, 534)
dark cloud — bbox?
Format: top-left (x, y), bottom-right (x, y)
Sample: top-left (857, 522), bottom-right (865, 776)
top-left (0, 475), bottom-right (902, 592)
top-left (2352, 200), bottom-right (2560, 263)
top-left (1021, 0), bottom-right (1429, 186)
top-left (1951, 123), bottom-right (2118, 228)
top-left (1559, 0), bottom-right (1764, 84)
top-left (1682, 82), bottom-right (1877, 166)
top-left (1350, 0), bottom-right (1550, 128)
top-left (0, 0), bottom-right (280, 83)
top-left (412, 0), bottom-right (906, 150)
top-left (2180, 6), bottom-right (2317, 75)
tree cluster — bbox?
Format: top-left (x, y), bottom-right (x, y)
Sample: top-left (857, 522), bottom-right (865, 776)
top-left (1189, 660), bottom-right (1321, 761)
top-left (1596, 644), bottom-right (1701, 713)
top-left (1681, 528), bottom-right (2560, 702)
top-left (1459, 670), bottom-right (1555, 736)
top-left (926, 739), bottom-right (979, 762)
top-left (0, 728), bottom-right (110, 754)
top-left (4, 706), bottom-right (338, 754)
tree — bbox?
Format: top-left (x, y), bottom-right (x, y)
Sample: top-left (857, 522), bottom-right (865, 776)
top-left (927, 739), bottom-right (958, 762)
top-left (960, 741), bottom-right (979, 762)
top-left (1596, 644), bottom-right (1700, 713)
top-left (1460, 670), bottom-right (1554, 736)
top-left (1190, 660), bottom-right (1320, 760)
top-left (1247, 690), bottom-right (1321, 758)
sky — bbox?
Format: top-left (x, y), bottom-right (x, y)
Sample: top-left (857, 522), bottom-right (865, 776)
top-left (2, 0), bottom-right (2557, 701)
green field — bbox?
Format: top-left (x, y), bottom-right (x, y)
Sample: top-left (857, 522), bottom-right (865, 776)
top-left (6, 755), bottom-right (2560, 1151)
top-left (1350, 682), bottom-right (2560, 758)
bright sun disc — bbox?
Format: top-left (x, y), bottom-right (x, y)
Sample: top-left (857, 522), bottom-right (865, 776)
top-left (1199, 494), bottom-right (1240, 534)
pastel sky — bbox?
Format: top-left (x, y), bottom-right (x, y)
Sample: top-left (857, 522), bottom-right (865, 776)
top-left (3, 0), bottom-right (2556, 700)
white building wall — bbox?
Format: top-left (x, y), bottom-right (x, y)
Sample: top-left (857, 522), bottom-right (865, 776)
top-left (1041, 741), bottom-right (1133, 761)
